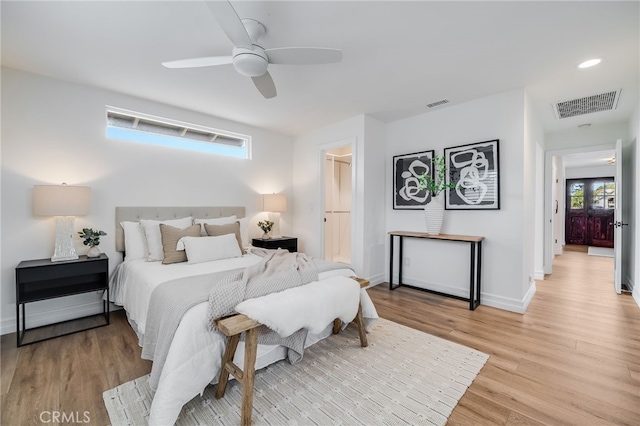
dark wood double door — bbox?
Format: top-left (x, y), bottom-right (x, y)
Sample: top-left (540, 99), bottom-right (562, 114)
top-left (565, 178), bottom-right (615, 248)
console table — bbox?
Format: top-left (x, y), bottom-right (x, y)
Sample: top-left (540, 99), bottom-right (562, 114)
top-left (388, 231), bottom-right (484, 310)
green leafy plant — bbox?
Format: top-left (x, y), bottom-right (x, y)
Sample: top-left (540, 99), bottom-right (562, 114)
top-left (78, 228), bottom-right (107, 247)
top-left (257, 220), bottom-right (274, 233)
top-left (417, 155), bottom-right (456, 197)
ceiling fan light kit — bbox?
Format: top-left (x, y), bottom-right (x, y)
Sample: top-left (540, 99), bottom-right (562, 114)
top-left (232, 47), bottom-right (268, 77)
top-left (162, 0), bottom-right (342, 99)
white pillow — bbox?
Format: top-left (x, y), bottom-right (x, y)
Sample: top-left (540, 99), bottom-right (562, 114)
top-left (120, 221), bottom-right (148, 261)
top-left (194, 215), bottom-right (237, 236)
top-left (183, 234), bottom-right (242, 264)
top-left (141, 216), bottom-right (193, 261)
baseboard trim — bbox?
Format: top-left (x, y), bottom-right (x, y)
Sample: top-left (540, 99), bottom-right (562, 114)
top-left (388, 276), bottom-right (534, 314)
top-left (534, 270), bottom-right (545, 280)
top-left (628, 277), bottom-right (640, 308)
top-left (1, 300), bottom-right (117, 336)
top-left (554, 247), bottom-right (563, 256)
top-left (482, 282), bottom-right (536, 314)
top-left (366, 273), bottom-right (385, 286)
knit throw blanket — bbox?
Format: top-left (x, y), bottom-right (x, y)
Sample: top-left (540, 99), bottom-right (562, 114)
top-left (206, 248), bottom-right (319, 363)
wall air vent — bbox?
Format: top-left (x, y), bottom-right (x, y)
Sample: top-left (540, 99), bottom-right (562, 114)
top-left (426, 99), bottom-right (449, 108)
top-left (553, 89), bottom-right (621, 119)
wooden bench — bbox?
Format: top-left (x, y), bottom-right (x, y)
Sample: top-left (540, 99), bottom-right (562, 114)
top-left (214, 276), bottom-right (369, 425)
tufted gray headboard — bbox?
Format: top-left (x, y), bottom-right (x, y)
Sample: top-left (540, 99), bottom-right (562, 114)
top-left (115, 206), bottom-right (245, 252)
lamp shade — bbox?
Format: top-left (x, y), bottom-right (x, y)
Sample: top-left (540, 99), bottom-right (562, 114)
top-left (33, 185), bottom-right (91, 216)
top-left (263, 193), bottom-right (287, 212)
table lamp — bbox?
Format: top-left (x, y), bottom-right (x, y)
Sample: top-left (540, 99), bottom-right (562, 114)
top-left (263, 193), bottom-right (287, 237)
top-left (33, 184), bottom-right (92, 262)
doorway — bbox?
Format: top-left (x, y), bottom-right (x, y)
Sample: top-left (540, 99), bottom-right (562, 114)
top-left (324, 147), bottom-right (352, 263)
top-left (565, 177), bottom-right (615, 248)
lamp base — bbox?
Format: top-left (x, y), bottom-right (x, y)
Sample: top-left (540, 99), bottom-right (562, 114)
top-left (268, 212), bottom-right (282, 238)
top-left (51, 216), bottom-right (79, 262)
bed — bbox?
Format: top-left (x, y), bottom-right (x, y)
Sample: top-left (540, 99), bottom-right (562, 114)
top-left (109, 206), bottom-right (378, 425)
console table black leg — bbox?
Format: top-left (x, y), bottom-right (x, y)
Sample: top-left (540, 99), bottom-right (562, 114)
top-left (16, 303), bottom-right (19, 347)
top-left (389, 234), bottom-right (394, 290)
top-left (398, 236), bottom-right (404, 286)
top-left (469, 242), bottom-right (476, 310)
top-left (476, 241), bottom-right (482, 307)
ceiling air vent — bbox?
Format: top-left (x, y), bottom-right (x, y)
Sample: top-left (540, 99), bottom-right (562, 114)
top-left (426, 99), bottom-right (449, 108)
top-left (553, 89), bottom-right (621, 119)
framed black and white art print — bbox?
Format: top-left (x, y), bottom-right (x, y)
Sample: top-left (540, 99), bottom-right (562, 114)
top-left (393, 150), bottom-right (434, 210)
top-left (444, 139), bottom-right (500, 210)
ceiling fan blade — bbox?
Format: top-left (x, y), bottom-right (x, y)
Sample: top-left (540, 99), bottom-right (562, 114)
top-left (252, 72), bottom-right (277, 99)
top-left (205, 0), bottom-right (252, 49)
top-left (264, 47), bottom-right (342, 65)
top-left (162, 56), bottom-right (233, 69)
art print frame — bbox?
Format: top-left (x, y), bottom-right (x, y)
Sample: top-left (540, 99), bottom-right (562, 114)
top-left (393, 150), bottom-right (434, 210)
top-left (444, 139), bottom-right (500, 210)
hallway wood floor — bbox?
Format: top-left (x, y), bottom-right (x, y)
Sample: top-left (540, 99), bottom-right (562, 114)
top-left (1, 248), bottom-right (638, 425)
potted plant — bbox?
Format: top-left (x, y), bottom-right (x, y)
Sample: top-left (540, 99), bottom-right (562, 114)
top-left (78, 228), bottom-right (107, 258)
top-left (257, 220), bottom-right (274, 240)
top-left (417, 155), bottom-right (456, 235)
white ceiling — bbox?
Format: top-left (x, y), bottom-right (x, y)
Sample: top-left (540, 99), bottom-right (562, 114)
top-left (1, 1), bottom-right (638, 137)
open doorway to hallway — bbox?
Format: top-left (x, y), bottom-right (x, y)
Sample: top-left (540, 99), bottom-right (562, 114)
top-left (324, 146), bottom-right (353, 264)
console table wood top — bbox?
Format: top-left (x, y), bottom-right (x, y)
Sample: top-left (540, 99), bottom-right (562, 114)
top-left (388, 231), bottom-right (484, 243)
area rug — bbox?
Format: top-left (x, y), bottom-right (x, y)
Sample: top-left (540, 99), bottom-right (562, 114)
top-left (588, 246), bottom-right (614, 257)
top-left (104, 319), bottom-right (488, 425)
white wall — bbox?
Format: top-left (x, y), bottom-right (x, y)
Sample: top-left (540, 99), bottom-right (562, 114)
top-left (385, 89), bottom-right (534, 313)
top-left (565, 164), bottom-right (615, 179)
top-left (628, 103), bottom-right (639, 307)
top-left (291, 114), bottom-right (386, 283)
top-left (362, 116), bottom-right (387, 284)
top-left (546, 122), bottom-right (629, 150)
top-left (0, 68), bottom-right (294, 334)
top-left (525, 91), bottom-right (545, 287)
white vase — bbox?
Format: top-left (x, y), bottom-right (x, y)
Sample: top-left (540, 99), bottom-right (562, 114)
top-left (87, 246), bottom-right (101, 258)
top-left (262, 232), bottom-right (271, 240)
top-left (424, 194), bottom-right (444, 235)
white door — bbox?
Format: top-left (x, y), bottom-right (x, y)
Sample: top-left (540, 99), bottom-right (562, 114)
top-left (614, 139), bottom-right (622, 294)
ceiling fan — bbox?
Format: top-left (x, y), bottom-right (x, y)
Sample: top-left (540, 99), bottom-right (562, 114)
top-left (162, 0), bottom-right (342, 99)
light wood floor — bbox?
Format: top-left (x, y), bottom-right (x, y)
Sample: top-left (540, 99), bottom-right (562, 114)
top-left (1, 248), bottom-right (638, 425)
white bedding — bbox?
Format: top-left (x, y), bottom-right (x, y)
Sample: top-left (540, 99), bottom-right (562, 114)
top-left (110, 254), bottom-right (378, 425)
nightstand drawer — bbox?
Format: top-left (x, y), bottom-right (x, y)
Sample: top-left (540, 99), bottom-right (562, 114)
top-left (252, 237), bottom-right (297, 252)
top-left (17, 258), bottom-right (107, 283)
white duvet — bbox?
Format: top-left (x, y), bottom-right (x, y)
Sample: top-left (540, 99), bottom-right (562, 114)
top-left (110, 254), bottom-right (378, 425)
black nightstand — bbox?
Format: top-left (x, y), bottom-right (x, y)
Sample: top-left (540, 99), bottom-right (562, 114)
top-left (15, 254), bottom-right (109, 346)
top-left (252, 237), bottom-right (298, 253)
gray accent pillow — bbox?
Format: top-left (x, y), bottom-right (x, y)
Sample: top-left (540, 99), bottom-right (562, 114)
top-left (204, 221), bottom-right (244, 253)
top-left (160, 224), bottom-right (201, 264)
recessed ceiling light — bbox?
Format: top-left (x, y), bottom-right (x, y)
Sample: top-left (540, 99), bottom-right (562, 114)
top-left (578, 58), bottom-right (602, 69)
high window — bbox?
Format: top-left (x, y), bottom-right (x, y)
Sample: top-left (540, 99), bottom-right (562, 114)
top-left (106, 107), bottom-right (251, 159)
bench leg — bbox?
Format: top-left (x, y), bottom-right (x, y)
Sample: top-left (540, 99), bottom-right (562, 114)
top-left (216, 333), bottom-right (240, 399)
top-left (354, 304), bottom-right (368, 348)
top-left (332, 318), bottom-right (341, 334)
top-left (241, 327), bottom-right (258, 426)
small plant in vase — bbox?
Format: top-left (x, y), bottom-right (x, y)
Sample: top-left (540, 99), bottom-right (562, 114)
top-left (78, 228), bottom-right (107, 258)
top-left (257, 220), bottom-right (274, 240)
top-left (417, 155), bottom-right (456, 235)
